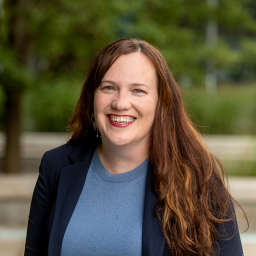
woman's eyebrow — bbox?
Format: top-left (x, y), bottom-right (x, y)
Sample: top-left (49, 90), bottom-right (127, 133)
top-left (101, 80), bottom-right (116, 85)
top-left (131, 83), bottom-right (148, 88)
top-left (101, 80), bottom-right (149, 88)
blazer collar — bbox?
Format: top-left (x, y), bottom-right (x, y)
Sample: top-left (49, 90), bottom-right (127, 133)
top-left (68, 137), bottom-right (99, 164)
top-left (48, 139), bottom-right (166, 256)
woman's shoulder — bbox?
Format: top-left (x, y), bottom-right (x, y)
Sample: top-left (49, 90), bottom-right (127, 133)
top-left (37, 137), bottom-right (96, 196)
top-left (43, 142), bottom-right (76, 163)
top-left (40, 137), bottom-right (97, 173)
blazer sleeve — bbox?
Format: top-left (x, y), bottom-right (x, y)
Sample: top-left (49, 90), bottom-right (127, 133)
top-left (24, 152), bottom-right (51, 255)
top-left (215, 211), bottom-right (244, 256)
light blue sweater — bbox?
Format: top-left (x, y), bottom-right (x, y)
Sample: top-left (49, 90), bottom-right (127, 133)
top-left (61, 149), bottom-right (148, 256)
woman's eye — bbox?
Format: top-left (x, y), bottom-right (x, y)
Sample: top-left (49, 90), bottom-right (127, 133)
top-left (103, 86), bottom-right (114, 91)
top-left (134, 89), bottom-right (145, 94)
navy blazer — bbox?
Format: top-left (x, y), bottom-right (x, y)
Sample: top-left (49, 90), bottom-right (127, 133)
top-left (24, 137), bottom-right (244, 256)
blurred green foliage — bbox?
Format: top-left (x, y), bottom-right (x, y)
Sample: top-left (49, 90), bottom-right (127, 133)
top-left (23, 76), bottom-right (81, 132)
top-left (0, 87), bottom-right (4, 130)
top-left (2, 0), bottom-right (256, 88)
top-left (183, 84), bottom-right (256, 135)
top-left (1, 0), bottom-right (256, 133)
top-left (224, 160), bottom-right (256, 176)
top-left (20, 82), bottom-right (256, 134)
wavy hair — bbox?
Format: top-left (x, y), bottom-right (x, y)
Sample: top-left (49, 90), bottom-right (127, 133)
top-left (68, 38), bottom-right (247, 256)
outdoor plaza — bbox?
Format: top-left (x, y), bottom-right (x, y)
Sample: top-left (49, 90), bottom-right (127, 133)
top-left (0, 133), bottom-right (256, 255)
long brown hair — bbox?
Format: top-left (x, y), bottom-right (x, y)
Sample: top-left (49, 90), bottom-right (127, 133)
top-left (68, 38), bottom-right (247, 255)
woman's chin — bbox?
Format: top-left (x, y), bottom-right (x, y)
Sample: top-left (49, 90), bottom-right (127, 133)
top-left (111, 139), bottom-right (133, 147)
top-left (104, 135), bottom-right (135, 147)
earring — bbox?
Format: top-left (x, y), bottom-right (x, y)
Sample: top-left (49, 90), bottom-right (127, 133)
top-left (91, 114), bottom-right (97, 131)
top-left (91, 114), bottom-right (100, 137)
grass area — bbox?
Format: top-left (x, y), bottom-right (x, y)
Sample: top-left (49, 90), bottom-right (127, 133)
top-left (224, 160), bottom-right (256, 176)
top-left (182, 84), bottom-right (256, 135)
top-left (183, 84), bottom-right (256, 176)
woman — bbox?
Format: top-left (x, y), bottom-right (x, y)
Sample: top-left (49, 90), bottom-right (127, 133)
top-left (25, 38), bottom-right (246, 256)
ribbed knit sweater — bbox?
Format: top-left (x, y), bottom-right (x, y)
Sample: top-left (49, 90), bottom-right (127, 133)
top-left (61, 149), bottom-right (148, 256)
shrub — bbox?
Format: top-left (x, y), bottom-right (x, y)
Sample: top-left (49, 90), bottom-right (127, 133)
top-left (23, 77), bottom-right (81, 132)
top-left (183, 84), bottom-right (256, 135)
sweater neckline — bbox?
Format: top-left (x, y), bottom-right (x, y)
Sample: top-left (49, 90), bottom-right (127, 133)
top-left (91, 149), bottom-right (148, 183)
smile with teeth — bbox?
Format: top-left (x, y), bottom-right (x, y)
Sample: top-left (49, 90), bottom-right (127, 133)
top-left (108, 116), bottom-right (135, 124)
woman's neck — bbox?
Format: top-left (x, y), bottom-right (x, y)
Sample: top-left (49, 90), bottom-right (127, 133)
top-left (97, 141), bottom-right (149, 175)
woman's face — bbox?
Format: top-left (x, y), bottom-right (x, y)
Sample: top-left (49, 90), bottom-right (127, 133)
top-left (93, 52), bottom-right (158, 149)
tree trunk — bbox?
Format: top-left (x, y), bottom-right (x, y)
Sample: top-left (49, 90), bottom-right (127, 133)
top-left (3, 88), bottom-right (22, 173)
top-left (2, 0), bottom-right (31, 173)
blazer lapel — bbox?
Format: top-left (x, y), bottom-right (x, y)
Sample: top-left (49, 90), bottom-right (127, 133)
top-left (48, 141), bottom-right (95, 256)
top-left (142, 163), bottom-right (167, 256)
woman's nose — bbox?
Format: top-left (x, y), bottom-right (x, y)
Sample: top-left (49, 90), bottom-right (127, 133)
top-left (111, 92), bottom-right (131, 110)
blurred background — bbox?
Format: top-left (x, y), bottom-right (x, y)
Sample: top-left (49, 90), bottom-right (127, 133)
top-left (0, 0), bottom-right (256, 255)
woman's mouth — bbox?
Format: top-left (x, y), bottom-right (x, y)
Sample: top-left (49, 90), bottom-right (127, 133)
top-left (107, 115), bottom-right (136, 127)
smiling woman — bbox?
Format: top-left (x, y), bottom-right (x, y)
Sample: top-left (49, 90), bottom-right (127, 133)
top-left (94, 53), bottom-right (158, 170)
top-left (24, 38), bottom-right (247, 256)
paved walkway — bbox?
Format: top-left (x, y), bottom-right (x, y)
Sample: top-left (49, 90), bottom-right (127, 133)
top-left (0, 174), bottom-right (255, 255)
top-left (1, 133), bottom-right (256, 161)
